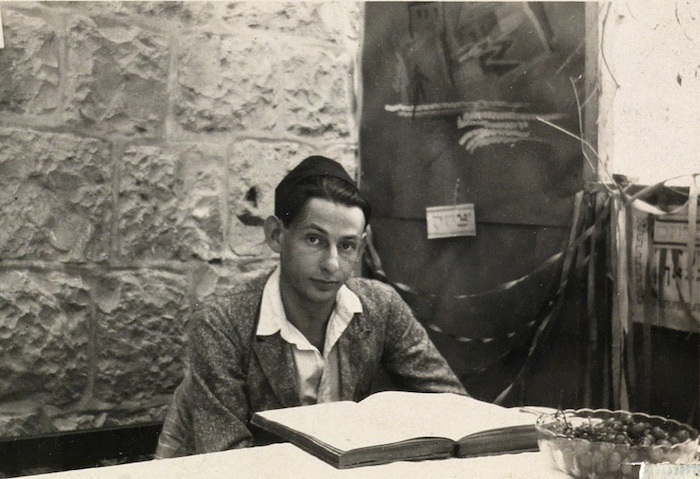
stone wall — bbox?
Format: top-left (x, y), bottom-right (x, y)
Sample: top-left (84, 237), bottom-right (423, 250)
top-left (0, 1), bottom-right (360, 438)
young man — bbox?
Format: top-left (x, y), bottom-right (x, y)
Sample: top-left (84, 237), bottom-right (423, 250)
top-left (156, 156), bottom-right (466, 458)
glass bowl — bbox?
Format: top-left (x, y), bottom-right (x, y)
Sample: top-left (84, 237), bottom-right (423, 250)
top-left (536, 409), bottom-right (699, 479)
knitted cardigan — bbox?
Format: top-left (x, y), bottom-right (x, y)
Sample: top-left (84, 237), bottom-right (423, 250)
top-left (157, 272), bottom-right (466, 457)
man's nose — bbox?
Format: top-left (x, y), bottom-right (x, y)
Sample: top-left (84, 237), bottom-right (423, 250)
top-left (320, 245), bottom-right (340, 273)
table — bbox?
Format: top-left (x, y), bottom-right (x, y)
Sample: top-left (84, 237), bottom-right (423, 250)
top-left (23, 443), bottom-right (571, 479)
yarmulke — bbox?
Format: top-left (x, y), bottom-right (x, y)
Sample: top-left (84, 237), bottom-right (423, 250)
top-left (275, 156), bottom-right (358, 216)
top-left (278, 156), bottom-right (355, 189)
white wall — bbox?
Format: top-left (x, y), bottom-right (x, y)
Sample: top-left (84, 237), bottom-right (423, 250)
top-left (599, 0), bottom-right (700, 187)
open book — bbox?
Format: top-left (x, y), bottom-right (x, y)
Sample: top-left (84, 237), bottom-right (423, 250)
top-left (250, 391), bottom-right (540, 469)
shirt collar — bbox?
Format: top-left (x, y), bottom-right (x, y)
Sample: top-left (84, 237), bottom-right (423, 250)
top-left (256, 267), bottom-right (363, 345)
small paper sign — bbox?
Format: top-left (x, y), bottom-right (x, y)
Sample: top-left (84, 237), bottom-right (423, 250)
top-left (426, 204), bottom-right (476, 239)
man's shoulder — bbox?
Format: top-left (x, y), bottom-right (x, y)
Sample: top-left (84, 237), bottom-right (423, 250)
top-left (345, 276), bottom-right (403, 309)
top-left (193, 271), bottom-right (270, 332)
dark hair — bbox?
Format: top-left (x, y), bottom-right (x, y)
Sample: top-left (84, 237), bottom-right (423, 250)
top-left (275, 175), bottom-right (372, 228)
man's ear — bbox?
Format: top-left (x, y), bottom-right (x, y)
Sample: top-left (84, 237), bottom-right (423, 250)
top-left (358, 231), bottom-right (368, 257)
top-left (263, 215), bottom-right (284, 254)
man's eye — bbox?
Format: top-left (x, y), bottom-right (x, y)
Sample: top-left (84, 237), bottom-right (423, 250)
top-left (306, 235), bottom-right (320, 245)
top-left (341, 242), bottom-right (357, 252)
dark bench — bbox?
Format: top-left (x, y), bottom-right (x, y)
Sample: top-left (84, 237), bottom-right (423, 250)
top-left (0, 422), bottom-right (162, 477)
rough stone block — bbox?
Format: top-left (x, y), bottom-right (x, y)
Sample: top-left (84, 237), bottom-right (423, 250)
top-left (0, 409), bottom-right (48, 438)
top-left (94, 270), bottom-right (188, 404)
top-left (0, 128), bottom-right (112, 261)
top-left (51, 413), bottom-right (105, 432)
top-left (59, 1), bottom-right (217, 27)
top-left (118, 144), bottom-right (224, 261)
top-left (0, 8), bottom-right (60, 115)
top-left (175, 32), bottom-right (275, 133)
top-left (278, 45), bottom-right (353, 138)
top-left (221, 2), bottom-right (360, 45)
top-left (122, 1), bottom-right (217, 25)
top-left (0, 271), bottom-right (90, 405)
top-left (65, 15), bottom-right (169, 137)
top-left (175, 34), bottom-right (352, 137)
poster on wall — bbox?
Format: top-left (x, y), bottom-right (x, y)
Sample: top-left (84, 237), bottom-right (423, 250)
top-left (359, 2), bottom-right (589, 399)
top-left (360, 2), bottom-right (585, 226)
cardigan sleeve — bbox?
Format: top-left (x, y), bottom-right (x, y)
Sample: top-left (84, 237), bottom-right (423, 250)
top-left (378, 284), bottom-right (468, 396)
top-left (188, 302), bottom-right (255, 453)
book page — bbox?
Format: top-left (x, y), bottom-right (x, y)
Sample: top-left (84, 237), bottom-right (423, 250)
top-left (357, 392), bottom-right (536, 441)
top-left (256, 400), bottom-right (426, 451)
top-left (256, 392), bottom-right (536, 452)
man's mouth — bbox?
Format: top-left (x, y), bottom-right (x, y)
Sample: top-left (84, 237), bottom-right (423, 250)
top-left (311, 278), bottom-right (339, 287)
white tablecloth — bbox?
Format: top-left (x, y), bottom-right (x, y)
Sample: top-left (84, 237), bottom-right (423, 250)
top-left (24, 443), bottom-right (572, 479)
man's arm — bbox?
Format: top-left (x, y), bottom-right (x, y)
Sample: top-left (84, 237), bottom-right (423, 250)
top-left (378, 284), bottom-right (468, 395)
top-left (188, 303), bottom-right (255, 453)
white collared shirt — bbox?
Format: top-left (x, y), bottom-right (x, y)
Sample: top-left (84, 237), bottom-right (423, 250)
top-left (256, 267), bottom-right (363, 405)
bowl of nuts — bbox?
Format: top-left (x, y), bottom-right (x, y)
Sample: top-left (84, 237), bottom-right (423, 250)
top-left (536, 409), bottom-right (699, 478)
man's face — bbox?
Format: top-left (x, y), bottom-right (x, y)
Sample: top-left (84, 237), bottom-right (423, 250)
top-left (269, 197), bottom-right (366, 307)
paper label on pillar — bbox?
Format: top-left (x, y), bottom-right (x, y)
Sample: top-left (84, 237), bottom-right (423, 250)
top-left (630, 208), bottom-right (700, 332)
top-left (426, 204), bottom-right (476, 239)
